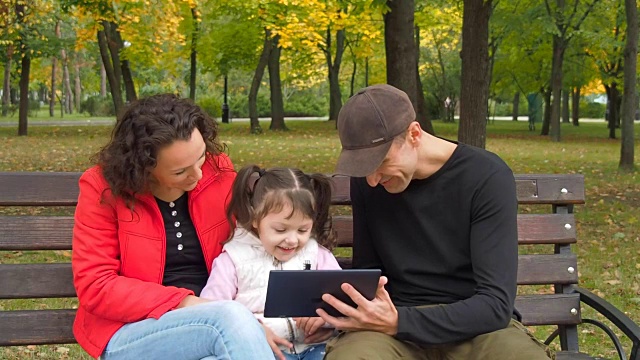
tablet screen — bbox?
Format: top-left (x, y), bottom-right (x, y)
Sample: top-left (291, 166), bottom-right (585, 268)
top-left (264, 269), bottom-right (381, 318)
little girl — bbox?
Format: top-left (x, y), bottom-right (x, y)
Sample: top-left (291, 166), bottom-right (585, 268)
top-left (201, 165), bottom-right (341, 360)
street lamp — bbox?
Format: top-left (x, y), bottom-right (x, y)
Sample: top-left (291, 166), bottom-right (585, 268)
top-left (222, 75), bottom-right (229, 123)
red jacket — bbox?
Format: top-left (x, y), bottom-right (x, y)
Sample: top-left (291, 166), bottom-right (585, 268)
top-left (72, 154), bottom-right (236, 358)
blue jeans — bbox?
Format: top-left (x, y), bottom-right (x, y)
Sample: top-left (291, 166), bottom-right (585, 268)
top-left (282, 344), bottom-right (326, 360)
top-left (101, 300), bottom-right (273, 360)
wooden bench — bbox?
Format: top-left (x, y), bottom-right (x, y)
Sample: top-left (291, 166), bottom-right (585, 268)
top-left (1, 172), bottom-right (639, 360)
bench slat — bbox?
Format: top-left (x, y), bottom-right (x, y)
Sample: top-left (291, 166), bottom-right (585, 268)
top-left (0, 263), bottom-right (76, 299)
top-left (0, 310), bottom-right (77, 346)
top-left (329, 174), bottom-right (585, 205)
top-left (0, 172), bottom-right (81, 206)
top-left (555, 352), bottom-right (596, 360)
top-left (0, 216), bottom-right (75, 250)
top-left (334, 213), bottom-right (576, 247)
top-left (337, 254), bottom-right (577, 285)
top-left (0, 214), bottom-right (577, 251)
top-left (0, 172), bottom-right (585, 206)
top-left (0, 254), bottom-right (577, 299)
top-left (515, 174), bottom-right (585, 205)
top-left (516, 294), bottom-right (581, 326)
top-left (517, 214), bottom-right (576, 245)
top-left (517, 254), bottom-right (578, 285)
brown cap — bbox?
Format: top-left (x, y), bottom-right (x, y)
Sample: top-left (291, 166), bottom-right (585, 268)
top-left (335, 84), bottom-right (415, 177)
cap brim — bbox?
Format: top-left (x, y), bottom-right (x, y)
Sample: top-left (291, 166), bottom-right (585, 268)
top-left (335, 141), bottom-right (393, 177)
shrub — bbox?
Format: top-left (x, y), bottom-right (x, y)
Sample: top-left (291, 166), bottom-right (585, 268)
top-left (579, 101), bottom-right (605, 119)
top-left (197, 96), bottom-right (222, 118)
top-left (138, 84), bottom-right (176, 98)
top-left (80, 95), bottom-right (115, 117)
top-left (27, 99), bottom-right (41, 117)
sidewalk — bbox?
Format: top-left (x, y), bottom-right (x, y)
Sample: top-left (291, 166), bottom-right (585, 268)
top-left (0, 116), bottom-right (331, 127)
top-left (0, 115), bottom-right (608, 127)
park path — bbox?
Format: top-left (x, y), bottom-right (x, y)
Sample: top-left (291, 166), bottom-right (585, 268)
top-left (0, 116), bottom-right (607, 127)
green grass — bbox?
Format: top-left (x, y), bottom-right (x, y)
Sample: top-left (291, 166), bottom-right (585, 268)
top-left (0, 109), bottom-right (114, 124)
top-left (1, 119), bottom-right (639, 359)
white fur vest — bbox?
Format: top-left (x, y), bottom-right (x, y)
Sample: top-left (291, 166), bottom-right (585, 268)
top-left (224, 227), bottom-right (320, 353)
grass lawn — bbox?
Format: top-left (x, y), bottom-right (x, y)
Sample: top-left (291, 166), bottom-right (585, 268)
top-left (1, 119), bottom-right (639, 359)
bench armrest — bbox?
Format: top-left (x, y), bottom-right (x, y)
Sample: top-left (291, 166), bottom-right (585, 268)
top-left (573, 286), bottom-right (640, 359)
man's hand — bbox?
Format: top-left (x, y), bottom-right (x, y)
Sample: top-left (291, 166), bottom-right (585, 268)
top-left (262, 323), bottom-right (292, 360)
top-left (316, 276), bottom-right (398, 335)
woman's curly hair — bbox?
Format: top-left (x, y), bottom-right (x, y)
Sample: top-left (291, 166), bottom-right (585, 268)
top-left (93, 94), bottom-right (225, 208)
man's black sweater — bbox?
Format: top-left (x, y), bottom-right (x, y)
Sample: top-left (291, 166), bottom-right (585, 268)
top-left (351, 143), bottom-right (518, 346)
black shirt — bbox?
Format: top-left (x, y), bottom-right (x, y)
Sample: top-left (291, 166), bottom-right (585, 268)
top-left (156, 193), bottom-right (209, 296)
top-left (351, 142), bottom-right (518, 345)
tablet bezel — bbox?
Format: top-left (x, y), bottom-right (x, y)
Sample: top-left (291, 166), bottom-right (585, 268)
top-left (263, 269), bottom-right (382, 318)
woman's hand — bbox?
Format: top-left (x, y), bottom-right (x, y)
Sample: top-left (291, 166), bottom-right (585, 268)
top-left (176, 295), bottom-right (210, 309)
top-left (262, 323), bottom-right (292, 360)
top-left (293, 317), bottom-right (325, 336)
top-left (303, 327), bottom-right (335, 344)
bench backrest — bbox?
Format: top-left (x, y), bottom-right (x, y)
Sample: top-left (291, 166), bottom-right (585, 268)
top-left (0, 172), bottom-right (585, 347)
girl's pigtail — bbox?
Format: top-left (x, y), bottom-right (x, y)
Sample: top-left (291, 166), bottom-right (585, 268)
top-left (226, 164), bottom-right (261, 241)
top-left (309, 173), bottom-right (337, 250)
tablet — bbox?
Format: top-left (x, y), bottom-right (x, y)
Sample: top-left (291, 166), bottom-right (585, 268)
top-left (263, 269), bottom-right (381, 318)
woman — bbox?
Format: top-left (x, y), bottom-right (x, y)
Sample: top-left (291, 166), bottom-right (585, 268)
top-left (71, 94), bottom-right (273, 359)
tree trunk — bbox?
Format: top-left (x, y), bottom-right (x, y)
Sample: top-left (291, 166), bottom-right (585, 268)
top-left (572, 86), bottom-right (580, 126)
top-left (57, 21), bottom-right (73, 114)
top-left (541, 87), bottom-right (551, 135)
top-left (385, 0), bottom-right (425, 131)
top-left (2, 46), bottom-right (11, 117)
top-left (100, 59), bottom-right (107, 97)
top-left (102, 22), bottom-right (123, 97)
top-left (189, 6), bottom-right (199, 101)
top-left (620, 0), bottom-right (637, 170)
top-left (458, 0), bottom-right (492, 148)
top-left (97, 27), bottom-right (123, 115)
top-left (16, 2), bottom-right (29, 135)
top-left (512, 92), bottom-right (520, 121)
top-left (326, 28), bottom-right (345, 121)
top-left (606, 83), bottom-right (620, 139)
top-left (268, 35), bottom-right (286, 131)
top-left (121, 59), bottom-right (136, 103)
top-left (62, 55), bottom-right (73, 114)
top-left (415, 25), bottom-right (434, 134)
top-left (50, 51), bottom-right (57, 117)
top-left (562, 89), bottom-right (570, 123)
top-left (74, 60), bottom-right (82, 112)
top-left (111, 26), bottom-right (136, 103)
top-left (350, 56), bottom-right (357, 98)
top-left (18, 51), bottom-right (30, 136)
top-left (248, 29), bottom-right (272, 134)
top-left (549, 35), bottom-right (566, 142)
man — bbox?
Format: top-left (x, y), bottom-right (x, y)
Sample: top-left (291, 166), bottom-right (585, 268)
top-left (316, 84), bottom-right (552, 359)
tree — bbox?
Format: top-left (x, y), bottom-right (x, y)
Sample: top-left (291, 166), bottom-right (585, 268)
top-left (4, 0), bottom-right (57, 135)
top-left (189, 3), bottom-right (199, 101)
top-left (619, 0), bottom-right (636, 171)
top-left (385, 0), bottom-right (434, 134)
top-left (65, 0), bottom-right (188, 113)
top-left (417, 0), bottom-right (462, 126)
top-left (16, 1), bottom-right (29, 135)
top-left (1, 45), bottom-right (11, 116)
top-left (458, 0), bottom-right (492, 148)
top-left (544, 0), bottom-right (600, 142)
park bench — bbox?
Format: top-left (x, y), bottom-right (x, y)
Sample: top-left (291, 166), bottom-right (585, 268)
top-left (1, 171), bottom-right (639, 360)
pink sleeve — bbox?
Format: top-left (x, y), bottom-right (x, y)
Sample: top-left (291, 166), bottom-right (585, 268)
top-left (317, 247), bottom-right (342, 270)
top-left (200, 252), bottom-right (238, 300)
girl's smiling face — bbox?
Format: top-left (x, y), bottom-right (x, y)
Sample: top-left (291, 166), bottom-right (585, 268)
top-left (253, 202), bottom-right (314, 262)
